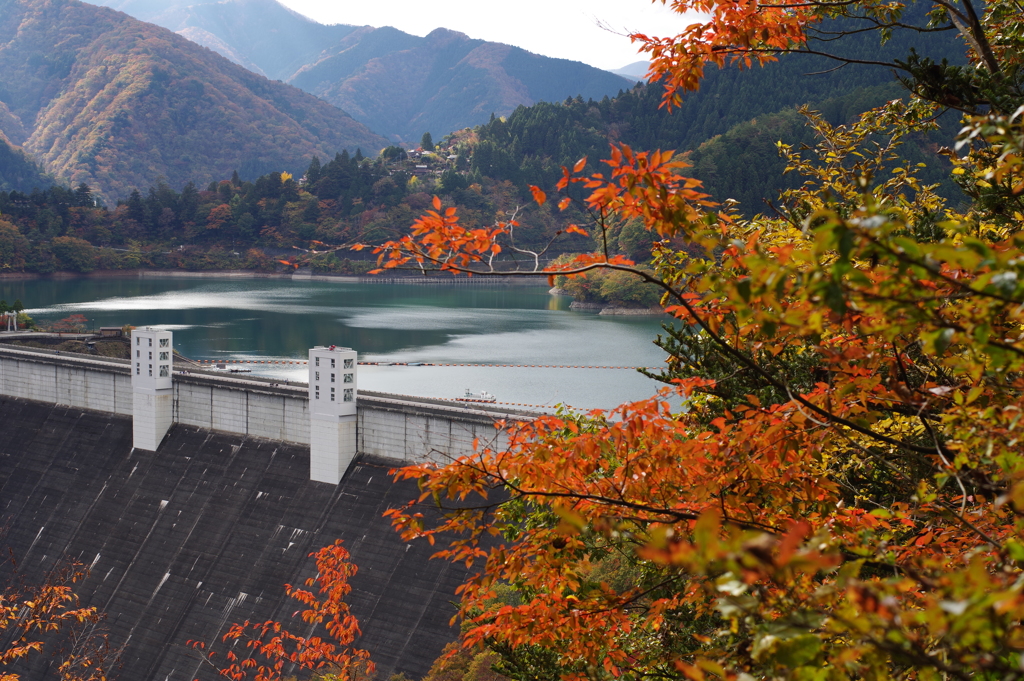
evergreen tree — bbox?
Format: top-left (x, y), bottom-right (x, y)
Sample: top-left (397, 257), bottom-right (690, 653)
top-left (73, 183), bottom-right (92, 207)
top-left (179, 182), bottom-right (199, 224)
top-left (126, 189), bottom-right (146, 224)
top-left (306, 156), bottom-right (322, 185)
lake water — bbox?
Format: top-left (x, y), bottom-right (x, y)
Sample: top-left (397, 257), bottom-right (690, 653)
top-left (1, 276), bottom-right (678, 411)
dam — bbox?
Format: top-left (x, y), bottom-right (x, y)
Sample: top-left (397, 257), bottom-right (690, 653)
top-left (0, 338), bottom-right (535, 680)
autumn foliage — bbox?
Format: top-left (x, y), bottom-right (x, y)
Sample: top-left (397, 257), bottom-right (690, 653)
top-left (191, 541), bottom-right (371, 681)
top-left (0, 558), bottom-right (109, 681)
top-left (201, 1), bottom-right (1024, 679)
top-left (367, 1), bottom-right (1024, 680)
top-left (48, 314), bottom-right (90, 334)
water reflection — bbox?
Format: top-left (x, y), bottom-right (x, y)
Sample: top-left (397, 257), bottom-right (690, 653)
top-left (3, 277), bottom-right (676, 410)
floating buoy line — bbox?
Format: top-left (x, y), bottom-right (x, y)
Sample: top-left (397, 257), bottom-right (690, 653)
top-left (434, 396), bottom-right (572, 410)
top-left (184, 360), bottom-right (610, 410)
top-left (192, 359), bottom-right (654, 370)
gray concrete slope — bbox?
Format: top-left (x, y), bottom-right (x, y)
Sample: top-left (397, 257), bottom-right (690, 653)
top-left (0, 396), bottom-right (468, 681)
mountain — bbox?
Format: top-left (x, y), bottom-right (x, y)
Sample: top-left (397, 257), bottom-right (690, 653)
top-left (84, 0), bottom-right (636, 143)
top-left (450, 7), bottom-right (966, 216)
top-left (143, 0), bottom-right (360, 81)
top-left (611, 61), bottom-right (648, 81)
top-left (291, 27), bottom-right (637, 144)
top-left (0, 0), bottom-right (389, 201)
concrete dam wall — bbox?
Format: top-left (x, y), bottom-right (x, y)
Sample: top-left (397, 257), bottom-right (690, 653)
top-left (0, 397), bottom-right (468, 681)
top-left (0, 345), bottom-right (536, 680)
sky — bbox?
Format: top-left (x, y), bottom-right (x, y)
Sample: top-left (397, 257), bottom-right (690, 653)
top-left (276, 1), bottom-right (697, 72)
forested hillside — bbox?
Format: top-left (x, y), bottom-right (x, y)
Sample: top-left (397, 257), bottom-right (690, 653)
top-left (0, 0), bottom-right (388, 202)
top-left (0, 1), bottom-right (974, 275)
top-left (0, 145), bottom-right (594, 275)
top-left (452, 8), bottom-right (965, 215)
top-left (0, 137), bottom-right (52, 193)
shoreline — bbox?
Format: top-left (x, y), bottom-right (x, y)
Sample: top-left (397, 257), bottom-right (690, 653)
top-left (568, 297), bottom-right (665, 317)
top-left (1, 271), bottom-right (668, 312)
top-left (598, 307), bottom-right (666, 316)
top-left (0, 269), bottom-right (550, 286)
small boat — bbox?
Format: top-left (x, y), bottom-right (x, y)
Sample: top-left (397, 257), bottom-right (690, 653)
top-left (456, 388), bottom-right (496, 403)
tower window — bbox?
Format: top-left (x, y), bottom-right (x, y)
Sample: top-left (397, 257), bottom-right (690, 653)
top-left (315, 371), bottom-right (319, 381)
top-left (159, 352), bottom-right (169, 360)
top-left (343, 389), bottom-right (353, 402)
top-left (331, 358), bottom-right (335, 368)
top-left (344, 359), bottom-right (353, 369)
top-left (148, 338), bottom-right (152, 346)
top-left (148, 367), bottom-right (153, 377)
top-left (159, 365), bottom-right (169, 377)
top-left (344, 373), bottom-right (353, 383)
top-left (331, 373), bottom-right (335, 383)
top-left (315, 357), bottom-right (320, 367)
top-left (159, 338), bottom-right (169, 347)
top-left (330, 387), bottom-right (335, 402)
top-left (315, 390), bottom-right (319, 400)
top-left (136, 364), bottom-right (140, 375)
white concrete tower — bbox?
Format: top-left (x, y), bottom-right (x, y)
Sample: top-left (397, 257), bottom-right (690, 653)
top-left (308, 345), bottom-right (357, 483)
top-left (132, 328), bottom-right (174, 451)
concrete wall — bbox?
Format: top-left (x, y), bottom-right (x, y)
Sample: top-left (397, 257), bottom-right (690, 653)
top-left (359, 396), bottom-right (511, 465)
top-left (0, 346), bottom-right (528, 465)
top-left (0, 347), bottom-right (133, 414)
top-left (172, 379), bottom-right (311, 445)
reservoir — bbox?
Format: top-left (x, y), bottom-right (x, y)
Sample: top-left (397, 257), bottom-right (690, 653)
top-left (1, 276), bottom-right (676, 411)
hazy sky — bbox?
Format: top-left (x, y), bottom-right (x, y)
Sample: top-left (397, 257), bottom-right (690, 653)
top-left (276, 1), bottom-right (696, 71)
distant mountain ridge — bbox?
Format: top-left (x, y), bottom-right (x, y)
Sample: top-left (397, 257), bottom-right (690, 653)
top-left (85, 0), bottom-right (636, 143)
top-left (292, 26), bottom-right (637, 144)
top-left (611, 60), bottom-right (649, 80)
top-left (0, 0), bottom-right (389, 200)
top-left (156, 0), bottom-right (360, 81)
